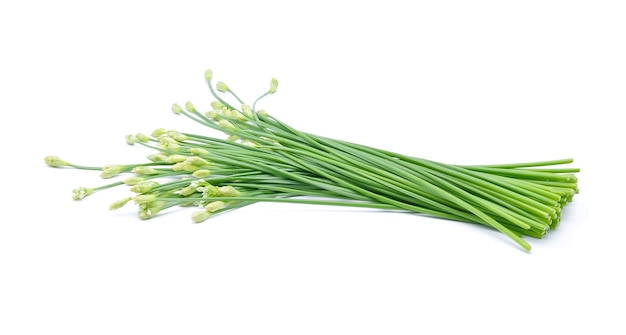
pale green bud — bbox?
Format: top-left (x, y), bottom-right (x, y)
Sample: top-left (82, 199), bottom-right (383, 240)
top-left (241, 104), bottom-right (253, 118)
top-left (269, 78), bottom-right (278, 94)
top-left (134, 194), bottom-right (157, 204)
top-left (188, 147), bottom-right (209, 156)
top-left (72, 187), bottom-right (94, 200)
top-left (44, 156), bottom-right (70, 167)
top-left (168, 131), bottom-right (188, 142)
top-left (147, 153), bottom-right (167, 162)
top-left (210, 101), bottom-right (224, 110)
top-left (205, 201), bottom-right (226, 213)
top-left (110, 197), bottom-right (132, 210)
top-left (226, 135), bottom-right (240, 142)
top-left (126, 134), bottom-right (137, 145)
top-left (124, 176), bottom-right (145, 185)
top-left (171, 103), bottom-right (184, 114)
top-left (222, 108), bottom-right (238, 119)
top-left (131, 166), bottom-right (159, 175)
top-left (185, 101), bottom-right (198, 113)
top-left (187, 156), bottom-right (210, 167)
top-left (216, 81), bottom-right (229, 92)
top-left (166, 154), bottom-right (187, 163)
top-left (101, 165), bottom-right (124, 179)
top-left (172, 162), bottom-right (199, 172)
top-left (241, 140), bottom-right (258, 148)
top-left (218, 186), bottom-right (240, 197)
top-left (159, 142), bottom-right (181, 151)
top-left (138, 201), bottom-right (165, 220)
top-left (135, 133), bottom-right (151, 142)
top-left (258, 110), bottom-right (269, 117)
top-left (179, 185), bottom-right (198, 196)
top-left (191, 210), bottom-right (212, 223)
top-left (204, 69), bottom-right (213, 81)
top-left (159, 136), bottom-right (177, 145)
top-left (192, 169), bottom-right (211, 178)
top-left (130, 181), bottom-right (159, 193)
top-left (205, 110), bottom-right (219, 120)
top-left (218, 119), bottom-right (236, 130)
top-left (200, 185), bottom-right (220, 198)
top-left (151, 128), bottom-right (167, 137)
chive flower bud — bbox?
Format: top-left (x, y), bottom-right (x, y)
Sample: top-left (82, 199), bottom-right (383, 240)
top-left (269, 78), bottom-right (278, 94)
top-left (110, 197), bottom-right (132, 210)
top-left (124, 176), bottom-right (145, 185)
top-left (130, 181), bottom-right (159, 193)
top-left (205, 110), bottom-right (219, 120)
top-left (204, 69), bottom-right (213, 81)
top-left (241, 140), bottom-right (258, 148)
top-left (179, 185), bottom-right (198, 196)
top-left (191, 210), bottom-right (212, 223)
top-left (218, 119), bottom-right (236, 130)
top-left (126, 135), bottom-right (137, 145)
top-left (72, 187), bottom-right (94, 200)
top-left (44, 156), bottom-right (70, 167)
top-left (147, 153), bottom-right (167, 162)
top-left (101, 165), bottom-right (124, 179)
top-left (171, 103), bottom-right (184, 115)
top-left (210, 101), bottom-right (224, 110)
top-left (216, 81), bottom-right (229, 93)
top-left (166, 154), bottom-right (187, 163)
top-left (134, 194), bottom-right (157, 204)
top-left (205, 201), bottom-right (226, 213)
top-left (200, 185), bottom-right (220, 197)
top-left (185, 102), bottom-right (198, 113)
top-left (241, 104), bottom-right (253, 118)
top-left (187, 156), bottom-right (210, 167)
top-left (168, 131), bottom-right (188, 142)
top-left (188, 147), bottom-right (209, 156)
top-left (151, 128), bottom-right (167, 137)
top-left (218, 186), bottom-right (240, 197)
top-left (226, 135), bottom-right (240, 142)
top-left (131, 166), bottom-right (159, 175)
top-left (192, 169), bottom-right (211, 178)
top-left (172, 162), bottom-right (199, 172)
top-left (135, 133), bottom-right (151, 142)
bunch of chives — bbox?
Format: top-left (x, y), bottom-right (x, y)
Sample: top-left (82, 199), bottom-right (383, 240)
top-left (45, 69), bottom-right (579, 251)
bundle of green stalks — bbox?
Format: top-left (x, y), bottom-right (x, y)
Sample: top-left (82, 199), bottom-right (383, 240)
top-left (45, 69), bottom-right (579, 251)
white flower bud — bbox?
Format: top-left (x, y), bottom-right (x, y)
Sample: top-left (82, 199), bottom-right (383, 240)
top-left (210, 101), bottom-right (224, 110)
top-left (192, 169), bottom-right (211, 178)
top-left (216, 81), bottom-right (229, 92)
top-left (44, 156), bottom-right (70, 167)
top-left (171, 103), bottom-right (184, 114)
top-left (191, 210), bottom-right (212, 223)
top-left (166, 154), bottom-right (187, 163)
top-left (126, 134), bottom-right (137, 145)
top-left (135, 133), bottom-right (151, 142)
top-left (204, 69), bottom-right (213, 81)
top-left (205, 201), bottom-right (226, 213)
top-left (110, 197), bottom-right (132, 210)
top-left (188, 147), bottom-right (209, 156)
top-left (218, 186), bottom-right (240, 197)
top-left (218, 119), bottom-right (236, 130)
top-left (151, 128), bottom-right (167, 137)
top-left (72, 187), bottom-right (94, 200)
top-left (185, 101), bottom-right (198, 113)
top-left (269, 78), bottom-right (278, 94)
top-left (133, 194), bottom-right (157, 204)
top-left (241, 104), bottom-right (253, 118)
top-left (101, 165), bottom-right (125, 179)
top-left (131, 166), bottom-right (159, 175)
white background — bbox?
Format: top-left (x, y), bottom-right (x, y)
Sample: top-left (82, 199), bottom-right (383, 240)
top-left (1, 1), bottom-right (625, 334)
